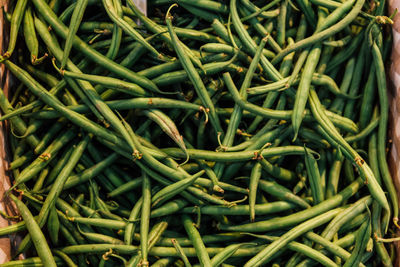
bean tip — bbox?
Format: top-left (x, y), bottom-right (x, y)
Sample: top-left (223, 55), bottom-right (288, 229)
top-left (394, 217), bottom-right (400, 229)
top-left (165, 3), bottom-right (178, 21)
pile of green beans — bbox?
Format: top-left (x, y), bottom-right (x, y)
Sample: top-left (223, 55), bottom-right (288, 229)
top-left (0, 0), bottom-right (398, 266)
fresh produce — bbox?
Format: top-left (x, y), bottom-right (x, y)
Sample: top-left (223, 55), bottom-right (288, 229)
top-left (0, 0), bottom-right (398, 266)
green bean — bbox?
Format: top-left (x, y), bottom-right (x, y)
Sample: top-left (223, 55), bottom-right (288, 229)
top-left (144, 108), bottom-right (189, 164)
top-left (147, 218), bottom-right (170, 251)
top-left (8, 151), bottom-right (33, 170)
top-left (172, 239), bottom-right (192, 267)
top-left (69, 217), bottom-right (127, 229)
top-left (214, 36), bottom-right (267, 181)
top-left (343, 215), bottom-right (371, 267)
top-left (371, 40), bottom-right (399, 227)
top-left (239, 6), bottom-right (282, 54)
top-left (156, 233), bottom-right (244, 247)
top-left (179, 2), bottom-right (220, 23)
top-left (304, 144), bottom-right (324, 205)
top-left (304, 232), bottom-right (366, 267)
top-left (32, 0), bottom-right (158, 92)
top-left (1, 1), bottom-right (395, 265)
top-left (90, 182), bottom-right (124, 221)
top-left (124, 196), bottom-right (143, 245)
top-left (244, 208), bottom-right (343, 266)
top-left (18, 135), bottom-right (90, 254)
top-left (330, 56), bottom-right (356, 114)
top-left (23, 6), bottom-right (47, 65)
top-left (277, 0), bottom-right (288, 47)
top-left (59, 243), bottom-right (137, 254)
top-left (108, 177), bottom-right (142, 198)
top-left (151, 257), bottom-right (175, 267)
top-left (58, 211), bottom-right (93, 250)
top-left (248, 232), bottom-right (341, 267)
top-left (179, 0), bottom-right (229, 14)
top-left (113, 35), bottom-right (158, 74)
top-left (326, 150), bottom-right (343, 199)
top-left (151, 199), bottom-right (188, 218)
top-left (59, 243), bottom-right (267, 256)
top-left (103, 0), bottom-right (123, 61)
top-left (258, 179), bottom-right (311, 209)
top-left (70, 199), bottom-right (100, 220)
top-left (299, 128), bottom-right (330, 149)
top-left (52, 152), bottom-right (118, 191)
top-left (138, 174), bottom-right (151, 266)
top-left (308, 88), bottom-right (389, 228)
top-left (0, 216), bottom-right (38, 236)
top-left (226, 125), bottom-right (284, 152)
top-left (58, 1), bottom-right (76, 22)
top-left (286, 48), bottom-right (309, 89)
top-left (326, 31), bottom-right (364, 74)
top-left (10, 194), bottom-right (57, 267)
top-left (0, 257), bottom-right (63, 267)
top-left (359, 66), bottom-right (377, 130)
top-left (167, 26), bottom-right (226, 43)
top-left (42, 147), bottom-right (74, 187)
top-left (0, 77), bottom-right (67, 122)
top-left (285, 252), bottom-right (304, 267)
top-left (240, 0), bottom-right (280, 19)
top-left (200, 43), bottom-right (251, 64)
top-left (3, 60), bottom-right (140, 160)
top-left (182, 214), bottom-right (212, 267)
top-left (248, 162), bottom-right (262, 221)
top-left (161, 145), bottom-right (317, 162)
top-left (138, 60), bottom-right (182, 79)
top-left (58, 225), bottom-right (86, 266)
top-left (191, 156), bottom-right (223, 193)
top-left (103, 0), bottom-right (162, 61)
top-left (295, 0), bottom-right (317, 26)
top-left (88, 145), bottom-right (127, 190)
top-left (246, 90), bottom-right (286, 136)
top-left (272, 0), bottom-right (366, 63)
top-left (372, 201), bottom-right (393, 267)
top-left (258, 156), bottom-right (297, 182)
top-left (128, 163), bottom-right (202, 207)
top-left (127, 1), bottom-right (203, 68)
top-left (0, 89), bottom-right (40, 148)
top-left (10, 129), bottom-right (76, 190)
top-left (153, 244), bottom-right (269, 257)
top-left (211, 243), bottom-right (256, 267)
top-left (37, 20), bottom-right (142, 155)
top-left (31, 97), bottom-right (204, 119)
top-left (223, 72), bottom-right (358, 133)
top-left (18, 119), bottom-right (45, 139)
top-left (60, 69), bottom-right (149, 96)
top-left (153, 56), bottom-right (234, 85)
top-left (219, 178), bottom-right (363, 232)
top-left (77, 223), bottom-right (124, 246)
top-left (52, 249), bottom-right (78, 267)
top-left (34, 119), bottom-right (67, 155)
top-left (165, 6), bottom-right (223, 136)
top-left (324, 35), bottom-right (352, 47)
top-left (231, 0), bottom-right (282, 81)
top-left (292, 44), bottom-right (321, 140)
top-left (61, 0), bottom-right (89, 69)
top-left (121, 120), bottom-right (232, 206)
top-left (48, 206), bottom-right (60, 245)
top-left (211, 19), bottom-right (243, 48)
top-left (2, 0), bottom-right (28, 59)
top-left (345, 116), bottom-right (379, 143)
top-left (152, 170), bottom-right (204, 207)
top-left (321, 196), bottom-right (372, 241)
top-left (182, 201), bottom-right (296, 216)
